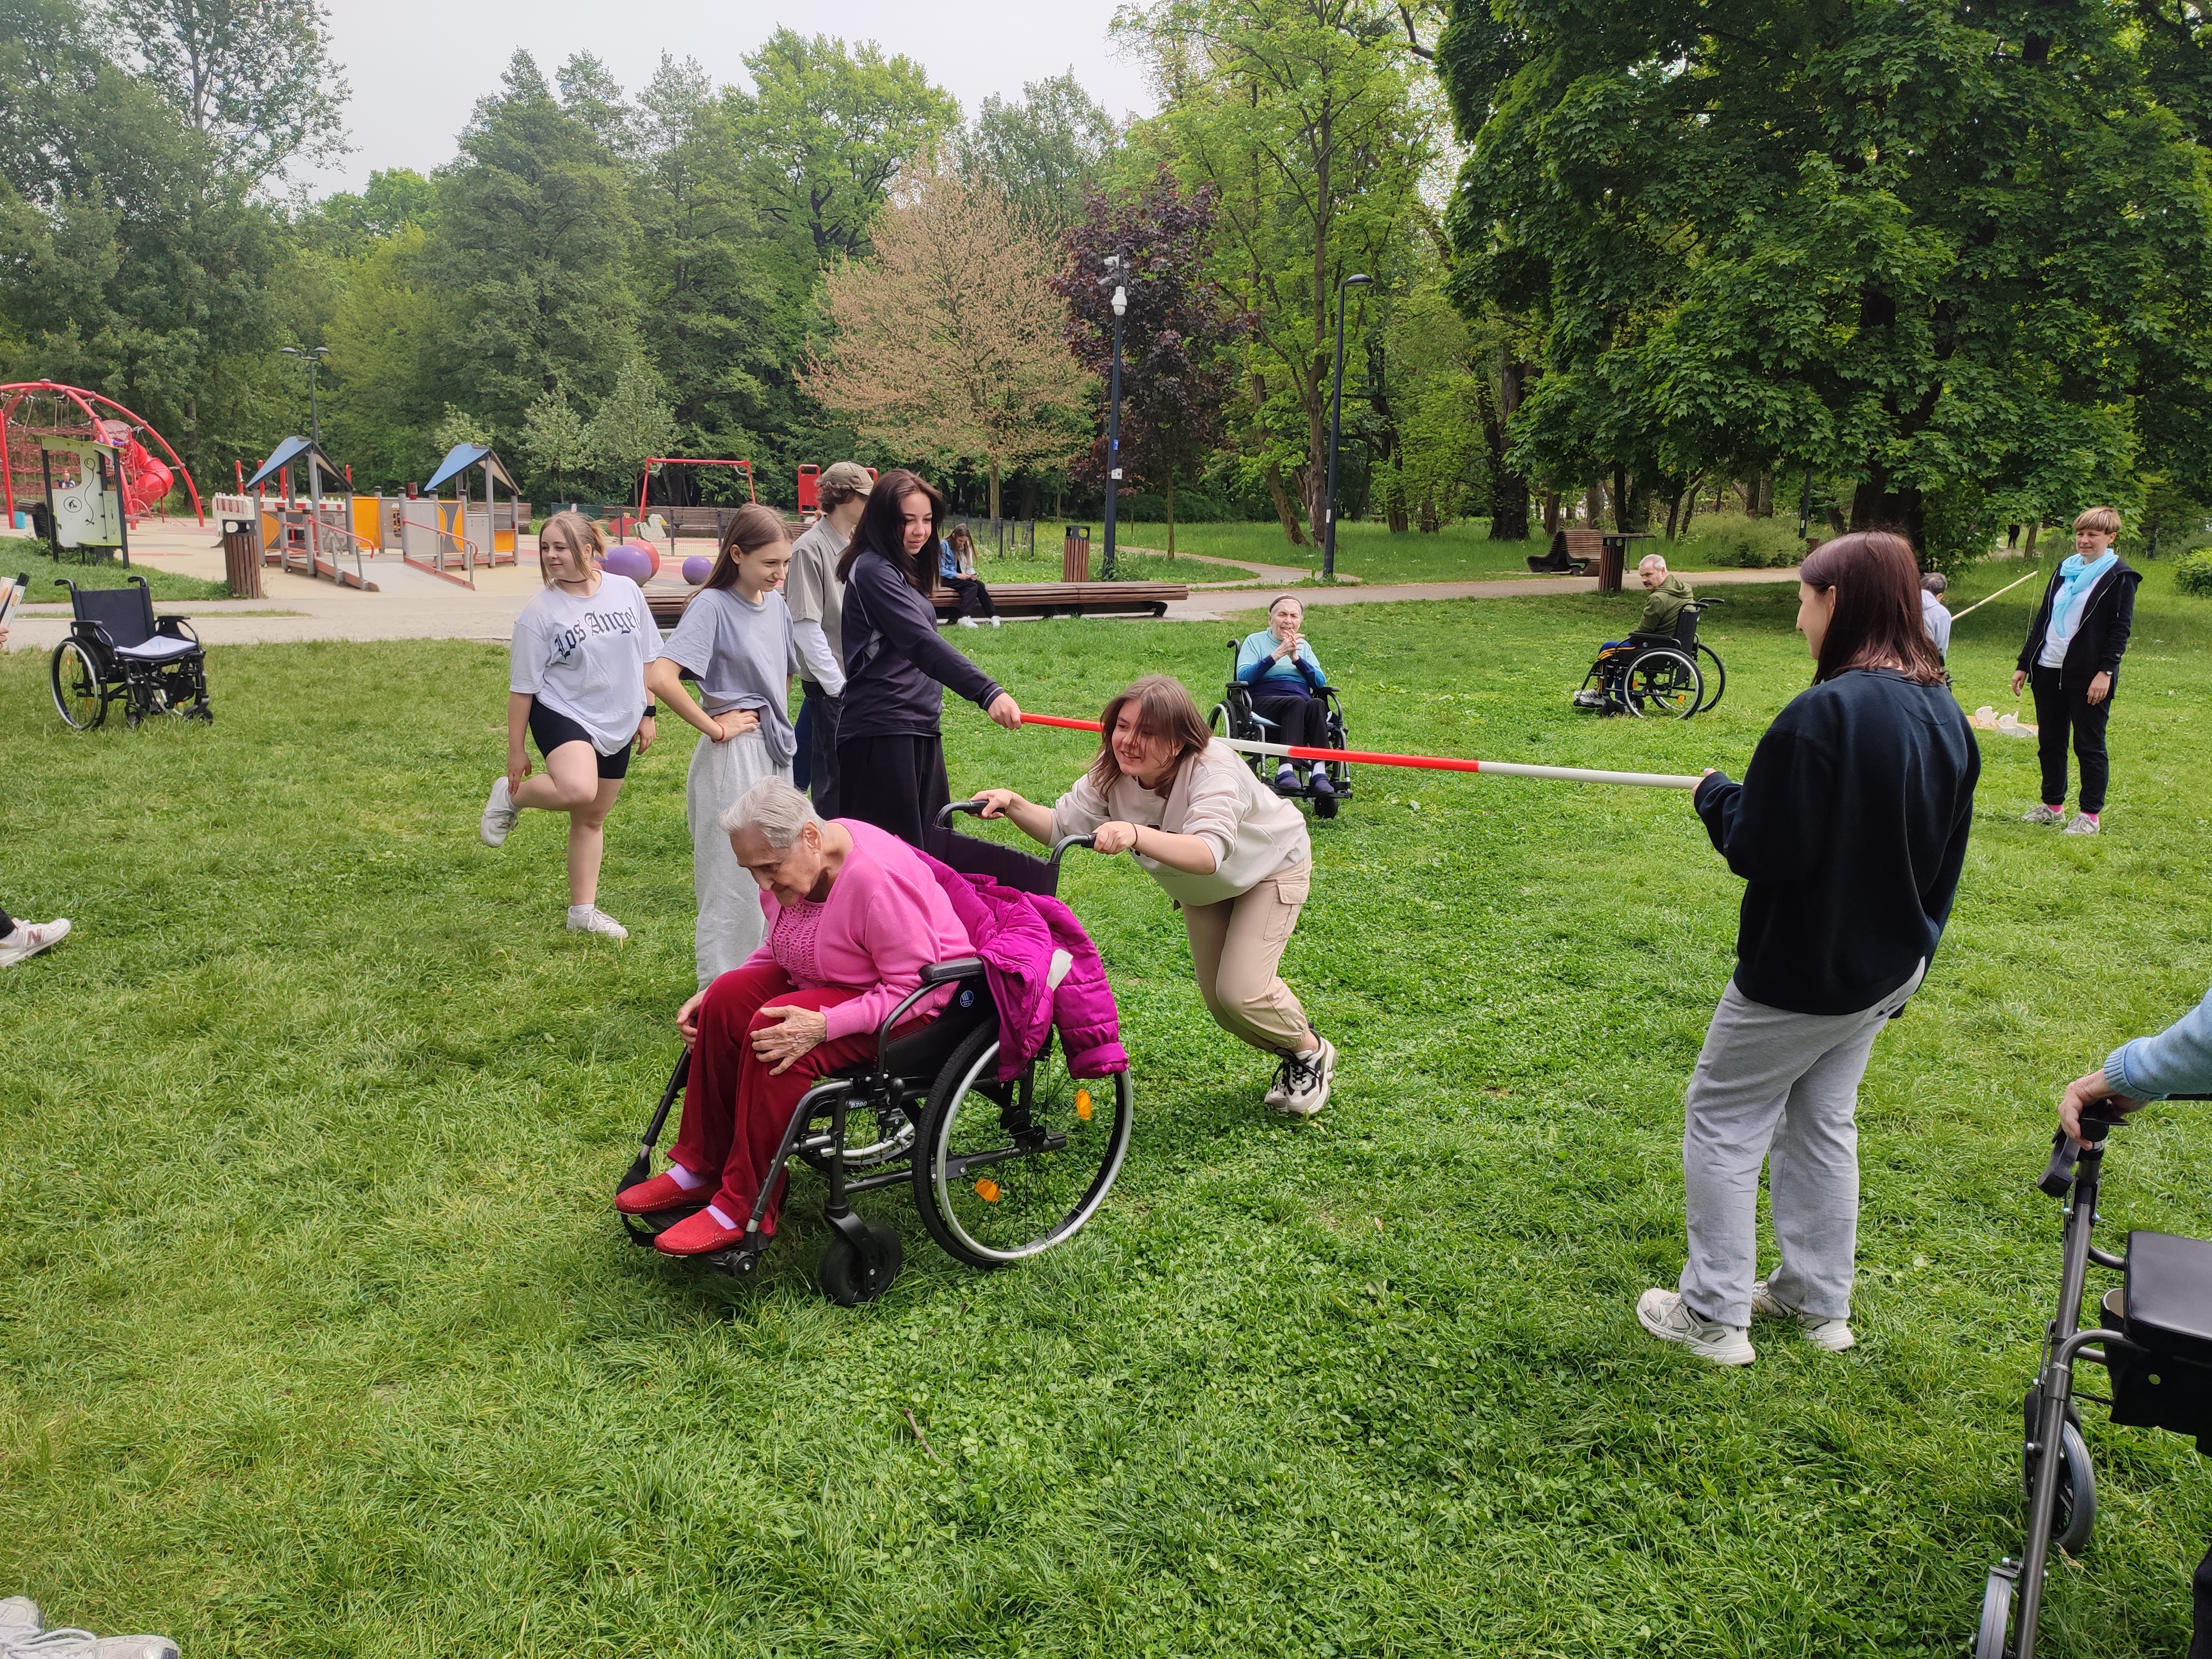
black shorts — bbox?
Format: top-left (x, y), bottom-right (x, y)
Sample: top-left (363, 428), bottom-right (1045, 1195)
top-left (528, 701), bottom-right (632, 780)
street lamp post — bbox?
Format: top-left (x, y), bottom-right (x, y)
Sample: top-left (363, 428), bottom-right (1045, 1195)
top-left (1322, 273), bottom-right (1371, 582)
top-left (281, 345), bottom-right (330, 450)
top-left (1100, 255), bottom-right (1128, 581)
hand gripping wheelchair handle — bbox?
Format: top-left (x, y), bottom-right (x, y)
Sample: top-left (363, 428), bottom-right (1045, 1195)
top-left (933, 799), bottom-right (1098, 866)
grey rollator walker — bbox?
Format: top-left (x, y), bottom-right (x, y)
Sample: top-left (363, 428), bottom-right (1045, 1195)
top-left (1976, 1097), bottom-right (2212, 1658)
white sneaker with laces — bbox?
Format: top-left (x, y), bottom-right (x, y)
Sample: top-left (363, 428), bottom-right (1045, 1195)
top-left (1, 1632), bottom-right (179, 1659)
top-left (958, 617), bottom-right (979, 628)
top-left (1636, 1288), bottom-right (1755, 1365)
top-left (479, 776), bottom-right (519, 847)
top-left (987, 615), bottom-right (1001, 627)
top-left (1750, 1279), bottom-right (1855, 1352)
top-left (1271, 1037), bottom-right (1335, 1117)
top-left (0, 919), bottom-right (70, 968)
top-left (567, 905), bottom-right (628, 941)
top-left (0, 1601), bottom-right (39, 1644)
top-left (2021, 802), bottom-right (2065, 826)
top-left (2062, 812), bottom-right (2100, 836)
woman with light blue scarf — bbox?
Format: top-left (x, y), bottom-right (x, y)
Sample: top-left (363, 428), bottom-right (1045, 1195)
top-left (2011, 507), bottom-right (2140, 835)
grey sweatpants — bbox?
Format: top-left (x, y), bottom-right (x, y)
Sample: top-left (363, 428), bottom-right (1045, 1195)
top-left (687, 726), bottom-right (789, 990)
top-left (1678, 961), bottom-right (1926, 1328)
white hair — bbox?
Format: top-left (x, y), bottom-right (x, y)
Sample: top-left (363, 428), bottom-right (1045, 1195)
top-left (1639, 554), bottom-right (1668, 573)
top-left (719, 776), bottom-right (822, 848)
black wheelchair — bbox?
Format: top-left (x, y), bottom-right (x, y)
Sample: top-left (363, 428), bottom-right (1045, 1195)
top-left (46, 575), bottom-right (211, 730)
top-left (1575, 598), bottom-right (1726, 719)
top-left (1210, 640), bottom-right (1353, 817)
top-left (1975, 1099), bottom-right (2212, 1658)
top-left (618, 804), bottom-right (1135, 1306)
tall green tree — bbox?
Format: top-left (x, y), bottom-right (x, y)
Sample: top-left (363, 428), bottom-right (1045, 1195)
top-left (427, 51), bottom-right (639, 441)
top-left (1119, 0), bottom-right (1436, 547)
top-left (962, 71), bottom-right (1118, 231)
top-left (127, 0), bottom-right (349, 185)
top-left (1441, 0), bottom-right (2212, 558)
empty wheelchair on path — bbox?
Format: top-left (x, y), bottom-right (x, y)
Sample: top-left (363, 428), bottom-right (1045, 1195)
top-left (1575, 598), bottom-right (1726, 719)
top-left (47, 575), bottom-right (211, 730)
top-left (1211, 639), bottom-right (1354, 816)
top-left (619, 804), bottom-right (1134, 1306)
top-left (1974, 1098), bottom-right (2212, 1658)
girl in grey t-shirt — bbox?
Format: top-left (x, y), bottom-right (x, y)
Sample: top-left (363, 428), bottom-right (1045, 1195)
top-left (645, 504), bottom-right (801, 987)
top-left (479, 510), bottom-right (660, 941)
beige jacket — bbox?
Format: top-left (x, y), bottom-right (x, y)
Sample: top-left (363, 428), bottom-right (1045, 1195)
top-left (1050, 738), bottom-right (1311, 906)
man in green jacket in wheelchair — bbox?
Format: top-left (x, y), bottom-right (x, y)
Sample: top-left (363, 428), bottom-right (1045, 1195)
top-left (1575, 556), bottom-right (1697, 709)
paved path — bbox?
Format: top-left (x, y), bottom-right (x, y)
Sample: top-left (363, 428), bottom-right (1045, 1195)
top-left (2, 520), bottom-right (1806, 648)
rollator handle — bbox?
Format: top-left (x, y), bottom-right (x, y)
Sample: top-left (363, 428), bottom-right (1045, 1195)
top-left (2038, 1105), bottom-right (2133, 1198)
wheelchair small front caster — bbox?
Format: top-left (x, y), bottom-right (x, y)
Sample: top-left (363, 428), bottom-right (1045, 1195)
top-left (817, 1219), bottom-right (902, 1306)
top-left (1974, 1557), bottom-right (2020, 1659)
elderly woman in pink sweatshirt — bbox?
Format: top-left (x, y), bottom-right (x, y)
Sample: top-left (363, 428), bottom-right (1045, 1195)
top-left (618, 778), bottom-right (972, 1255)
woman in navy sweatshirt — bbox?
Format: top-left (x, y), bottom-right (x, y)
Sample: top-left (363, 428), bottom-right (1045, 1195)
top-left (835, 471), bottom-right (1024, 844)
top-left (1638, 530), bottom-right (1980, 1366)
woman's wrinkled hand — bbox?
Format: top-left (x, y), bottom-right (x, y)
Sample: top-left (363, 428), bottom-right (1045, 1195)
top-left (2060, 1067), bottom-right (2139, 1147)
top-left (676, 990), bottom-right (707, 1052)
top-left (1091, 820), bottom-right (1138, 855)
top-left (752, 1004), bottom-right (830, 1074)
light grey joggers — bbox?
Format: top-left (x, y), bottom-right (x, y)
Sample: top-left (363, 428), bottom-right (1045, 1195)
top-left (1677, 961), bottom-right (1926, 1329)
top-left (687, 726), bottom-right (790, 990)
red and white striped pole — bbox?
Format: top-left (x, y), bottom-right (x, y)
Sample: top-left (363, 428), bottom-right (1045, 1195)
top-left (1018, 714), bottom-right (1702, 789)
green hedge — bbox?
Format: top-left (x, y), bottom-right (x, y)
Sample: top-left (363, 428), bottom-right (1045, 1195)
top-left (2175, 548), bottom-right (2212, 596)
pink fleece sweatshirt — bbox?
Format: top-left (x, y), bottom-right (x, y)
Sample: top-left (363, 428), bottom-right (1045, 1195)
top-left (737, 818), bottom-right (974, 1041)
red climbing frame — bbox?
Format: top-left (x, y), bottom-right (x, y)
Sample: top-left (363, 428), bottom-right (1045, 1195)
top-left (0, 380), bottom-right (205, 528)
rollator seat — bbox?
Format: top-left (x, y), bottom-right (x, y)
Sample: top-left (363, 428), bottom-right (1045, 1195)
top-left (2124, 1232), bottom-right (2212, 1365)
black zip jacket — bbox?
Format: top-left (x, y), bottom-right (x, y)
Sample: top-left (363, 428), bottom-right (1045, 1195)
top-left (2015, 559), bottom-right (2140, 691)
top-left (838, 549), bottom-right (1003, 741)
top-left (1694, 669), bottom-right (1980, 1015)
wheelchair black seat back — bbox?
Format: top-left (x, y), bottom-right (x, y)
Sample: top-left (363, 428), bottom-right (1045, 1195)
top-left (619, 801), bottom-right (1135, 1306)
top-left (1210, 638), bottom-right (1353, 816)
top-left (1974, 1093), bottom-right (2212, 1659)
top-left (1575, 597), bottom-right (1726, 719)
top-left (47, 575), bottom-right (212, 731)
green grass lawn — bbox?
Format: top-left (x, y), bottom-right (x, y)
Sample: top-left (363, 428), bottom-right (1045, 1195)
top-left (4, 568), bottom-right (2211, 1656)
top-left (1009, 515), bottom-right (1806, 587)
top-left (3, 535), bottom-right (231, 602)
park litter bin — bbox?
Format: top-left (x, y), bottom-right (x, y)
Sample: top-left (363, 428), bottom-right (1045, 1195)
top-left (1062, 525), bottom-right (1091, 582)
top-left (221, 515), bottom-right (264, 599)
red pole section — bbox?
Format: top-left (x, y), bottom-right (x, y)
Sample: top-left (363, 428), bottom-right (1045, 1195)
top-left (1015, 714), bottom-right (1702, 789)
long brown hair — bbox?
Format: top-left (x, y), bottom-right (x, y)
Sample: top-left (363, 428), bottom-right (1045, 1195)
top-left (1088, 674), bottom-right (1214, 792)
top-left (837, 468), bottom-right (942, 592)
top-left (700, 503), bottom-right (790, 593)
top-left (1799, 530), bottom-right (1946, 685)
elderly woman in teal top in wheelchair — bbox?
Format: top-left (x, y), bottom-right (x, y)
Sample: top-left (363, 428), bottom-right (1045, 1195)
top-left (1236, 594), bottom-right (1337, 817)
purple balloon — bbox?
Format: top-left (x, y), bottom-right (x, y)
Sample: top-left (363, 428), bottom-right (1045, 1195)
top-left (682, 554), bottom-right (713, 586)
top-left (603, 543), bottom-right (653, 582)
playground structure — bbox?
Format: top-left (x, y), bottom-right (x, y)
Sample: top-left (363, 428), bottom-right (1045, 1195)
top-left (401, 443), bottom-right (524, 588)
top-left (1, 380), bottom-right (202, 533)
top-left (243, 436), bottom-right (376, 591)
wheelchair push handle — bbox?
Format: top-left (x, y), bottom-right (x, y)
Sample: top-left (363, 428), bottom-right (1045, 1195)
top-left (934, 798), bottom-right (1097, 867)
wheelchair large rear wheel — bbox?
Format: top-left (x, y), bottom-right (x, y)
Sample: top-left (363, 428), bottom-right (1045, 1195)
top-left (914, 1023), bottom-right (1132, 1269)
top-left (1622, 648), bottom-right (1702, 719)
top-left (50, 640), bottom-right (107, 729)
top-left (1694, 643), bottom-right (1726, 713)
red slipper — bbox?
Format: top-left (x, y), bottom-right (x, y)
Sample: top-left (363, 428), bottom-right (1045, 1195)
top-left (652, 1206), bottom-right (749, 1255)
top-left (616, 1171), bottom-right (709, 1216)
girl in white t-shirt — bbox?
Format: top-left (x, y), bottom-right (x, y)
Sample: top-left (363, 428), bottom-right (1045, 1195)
top-left (479, 510), bottom-right (660, 940)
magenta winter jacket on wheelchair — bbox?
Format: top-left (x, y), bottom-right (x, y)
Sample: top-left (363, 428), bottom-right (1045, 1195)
top-left (921, 851), bottom-right (1129, 1082)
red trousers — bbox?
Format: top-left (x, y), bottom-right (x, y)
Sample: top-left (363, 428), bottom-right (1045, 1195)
top-left (668, 963), bottom-right (882, 1233)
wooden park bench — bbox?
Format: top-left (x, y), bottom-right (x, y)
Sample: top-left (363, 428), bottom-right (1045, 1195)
top-left (1527, 528), bottom-right (1605, 574)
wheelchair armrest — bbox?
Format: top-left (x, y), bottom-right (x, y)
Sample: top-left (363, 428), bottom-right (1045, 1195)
top-left (920, 956), bottom-right (987, 985)
top-left (156, 616), bottom-right (199, 644)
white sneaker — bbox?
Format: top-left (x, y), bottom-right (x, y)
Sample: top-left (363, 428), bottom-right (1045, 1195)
top-left (566, 905), bottom-right (627, 941)
top-left (1750, 1279), bottom-right (1855, 1351)
top-left (0, 919), bottom-right (70, 968)
top-left (0, 1601), bottom-right (39, 1644)
top-left (1636, 1288), bottom-right (1755, 1365)
top-left (479, 776), bottom-right (519, 846)
top-left (987, 616), bottom-right (1001, 628)
top-left (2062, 812), bottom-right (2100, 836)
top-left (1271, 1037), bottom-right (1335, 1117)
top-left (2021, 802), bottom-right (2065, 826)
top-left (958, 617), bottom-right (979, 628)
top-left (1, 1633), bottom-right (179, 1659)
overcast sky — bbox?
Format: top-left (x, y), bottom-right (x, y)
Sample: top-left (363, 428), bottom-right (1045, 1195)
top-left (308, 0), bottom-right (1159, 196)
